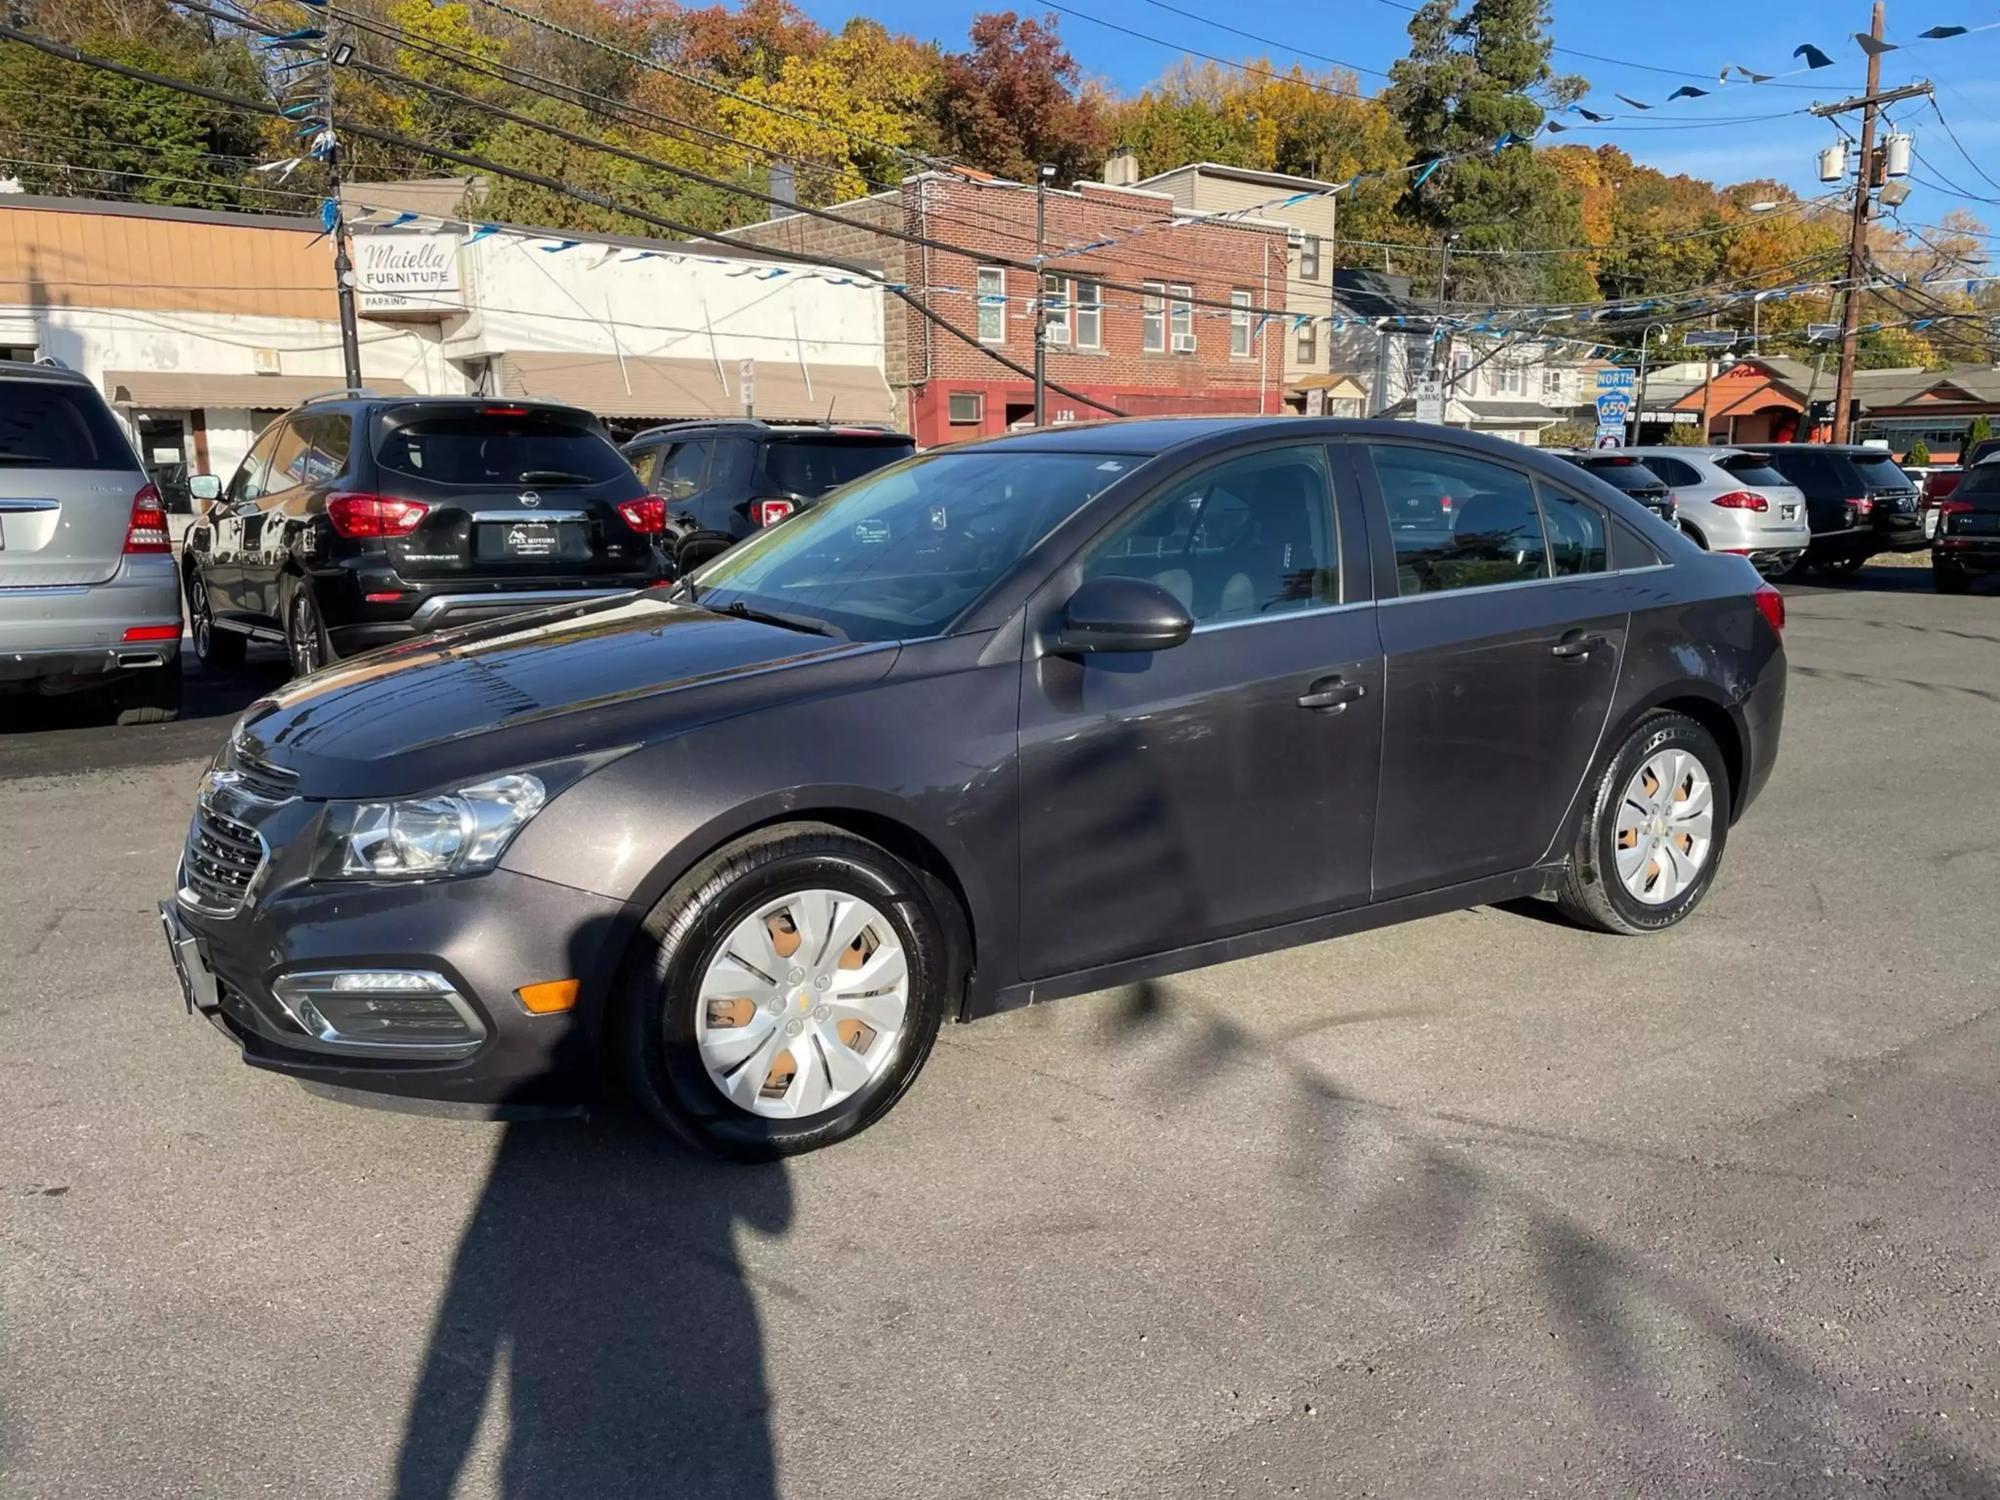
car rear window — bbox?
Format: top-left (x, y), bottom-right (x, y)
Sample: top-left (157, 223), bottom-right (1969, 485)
top-left (1581, 458), bottom-right (1666, 491)
top-left (1716, 454), bottom-right (1789, 487)
top-left (0, 379), bottom-right (135, 470)
top-left (374, 409), bottom-right (630, 486)
top-left (765, 436), bottom-right (916, 498)
top-left (1850, 454), bottom-right (1913, 489)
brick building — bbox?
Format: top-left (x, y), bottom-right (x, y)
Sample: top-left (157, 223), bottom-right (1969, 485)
top-left (732, 163), bottom-right (1291, 445)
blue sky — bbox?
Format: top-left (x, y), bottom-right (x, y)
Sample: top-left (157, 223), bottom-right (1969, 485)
top-left (790, 0), bottom-right (2000, 213)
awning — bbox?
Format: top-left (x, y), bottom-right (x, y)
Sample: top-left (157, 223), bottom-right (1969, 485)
top-left (104, 371), bottom-right (415, 411)
top-left (495, 351), bottom-right (894, 425)
top-left (1290, 373), bottom-right (1369, 399)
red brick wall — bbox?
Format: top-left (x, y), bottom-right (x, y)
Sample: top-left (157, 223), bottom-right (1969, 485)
top-left (734, 175), bottom-right (1290, 443)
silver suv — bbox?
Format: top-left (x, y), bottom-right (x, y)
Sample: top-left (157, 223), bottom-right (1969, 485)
top-left (1630, 447), bottom-right (1811, 577)
top-left (0, 363), bottom-right (182, 723)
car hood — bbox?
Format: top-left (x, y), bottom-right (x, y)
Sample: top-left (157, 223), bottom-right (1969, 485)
top-left (231, 593), bottom-right (898, 798)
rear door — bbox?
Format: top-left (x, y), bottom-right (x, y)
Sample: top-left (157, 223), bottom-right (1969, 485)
top-left (368, 404), bottom-right (651, 581)
top-left (237, 416), bottom-right (317, 622)
top-left (1362, 441), bottom-right (1629, 899)
top-left (0, 375), bottom-right (145, 588)
top-left (208, 423), bottom-right (281, 618)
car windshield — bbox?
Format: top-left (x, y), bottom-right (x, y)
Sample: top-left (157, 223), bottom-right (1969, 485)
top-left (765, 436), bottom-right (915, 497)
top-left (1851, 454), bottom-right (1912, 489)
top-left (689, 449), bottom-right (1146, 642)
top-left (1716, 454), bottom-right (1789, 487)
top-left (375, 410), bottom-right (630, 486)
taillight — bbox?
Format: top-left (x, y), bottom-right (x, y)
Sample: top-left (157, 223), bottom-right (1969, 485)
top-left (1935, 499), bottom-right (1973, 515)
top-left (123, 483), bottom-right (170, 553)
top-left (122, 623), bottom-right (180, 642)
top-left (1753, 581), bottom-right (1785, 640)
top-left (326, 492), bottom-right (428, 538)
top-left (1710, 490), bottom-right (1769, 513)
top-left (617, 495), bottom-right (667, 533)
top-left (750, 498), bottom-right (795, 527)
top-left (1849, 495), bottom-right (1874, 516)
top-left (482, 405), bottom-right (530, 417)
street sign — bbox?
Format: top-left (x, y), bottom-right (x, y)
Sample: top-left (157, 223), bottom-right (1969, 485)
top-left (738, 357), bottom-right (756, 413)
top-left (1684, 329), bottom-right (1738, 349)
top-left (1595, 430), bottom-right (1626, 449)
top-left (1414, 378), bottom-right (1445, 426)
top-left (1305, 388), bottom-right (1325, 417)
top-left (1595, 368), bottom-right (1635, 391)
top-left (1594, 391), bottom-right (1631, 426)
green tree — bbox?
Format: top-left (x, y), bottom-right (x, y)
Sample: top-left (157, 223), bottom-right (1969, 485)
top-left (1385, 0), bottom-right (1591, 305)
top-left (1969, 414), bottom-right (1993, 448)
top-left (1908, 437), bottom-right (1931, 464)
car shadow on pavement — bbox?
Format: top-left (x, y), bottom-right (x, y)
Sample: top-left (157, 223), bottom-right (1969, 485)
top-left (393, 1114), bottom-right (792, 1500)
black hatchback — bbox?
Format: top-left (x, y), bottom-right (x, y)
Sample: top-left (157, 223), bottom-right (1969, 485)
top-left (621, 419), bottom-right (914, 574)
top-left (1548, 451), bottom-right (1678, 526)
top-left (1739, 443), bottom-right (1923, 578)
top-left (183, 394), bottom-right (667, 676)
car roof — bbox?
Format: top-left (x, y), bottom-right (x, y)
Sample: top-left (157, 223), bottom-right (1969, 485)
top-left (965, 415), bottom-right (1613, 462)
top-left (625, 418), bottom-right (913, 443)
top-left (1739, 442), bottom-right (1894, 455)
top-left (0, 360), bottom-right (94, 388)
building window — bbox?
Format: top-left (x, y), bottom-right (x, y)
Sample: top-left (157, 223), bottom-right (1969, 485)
top-left (1542, 368), bottom-right (1563, 401)
top-left (948, 391), bottom-right (983, 425)
top-left (1042, 274), bottom-right (1070, 346)
top-left (0, 345), bottom-right (36, 363)
top-left (1169, 284), bottom-right (1194, 352)
top-left (1075, 280), bottom-right (1102, 350)
top-left (1142, 281), bottom-right (1166, 353)
top-left (1299, 235), bottom-right (1321, 280)
top-left (1230, 290), bottom-right (1253, 357)
top-left (1453, 350), bottom-right (1471, 383)
top-left (1500, 362), bottom-right (1522, 396)
top-left (976, 267), bottom-right (1006, 344)
top-left (1297, 321), bottom-right (1317, 365)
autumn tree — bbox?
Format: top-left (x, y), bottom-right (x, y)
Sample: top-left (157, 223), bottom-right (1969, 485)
top-left (932, 12), bottom-right (1109, 184)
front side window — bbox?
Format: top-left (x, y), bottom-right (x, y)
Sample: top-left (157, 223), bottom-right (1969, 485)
top-left (691, 450), bottom-right (1143, 642)
top-left (1075, 280), bottom-right (1103, 350)
top-left (230, 424), bottom-right (281, 504)
top-left (1169, 284), bottom-right (1193, 351)
top-left (1082, 445), bottom-right (1337, 625)
top-left (1043, 274), bottom-right (1070, 347)
top-left (1142, 281), bottom-right (1166, 353)
top-left (1368, 445), bottom-right (1546, 596)
top-left (1230, 290), bottom-right (1253, 357)
top-left (976, 266), bottom-right (1007, 344)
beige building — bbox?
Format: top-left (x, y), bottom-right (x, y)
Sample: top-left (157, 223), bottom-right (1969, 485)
top-left (1126, 158), bottom-right (1343, 409)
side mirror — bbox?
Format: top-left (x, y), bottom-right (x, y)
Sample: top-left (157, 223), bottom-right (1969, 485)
top-left (188, 474), bottom-right (222, 512)
top-left (1053, 576), bottom-right (1194, 654)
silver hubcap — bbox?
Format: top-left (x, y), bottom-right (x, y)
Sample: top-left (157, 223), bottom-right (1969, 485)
top-left (191, 578), bottom-right (211, 654)
top-left (1614, 749), bottom-right (1715, 905)
top-left (291, 596), bottom-right (320, 674)
top-left (694, 889), bottom-right (909, 1120)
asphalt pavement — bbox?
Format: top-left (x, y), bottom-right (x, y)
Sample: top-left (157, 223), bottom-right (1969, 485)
top-left (2, 568), bottom-right (1997, 1499)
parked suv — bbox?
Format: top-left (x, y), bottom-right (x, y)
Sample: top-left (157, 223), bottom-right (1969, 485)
top-left (1930, 455), bottom-right (2000, 593)
top-left (183, 394), bottom-right (667, 678)
top-left (0, 362), bottom-right (182, 724)
top-left (1626, 447), bottom-right (1810, 576)
top-left (620, 419), bottom-right (915, 574)
top-left (1546, 452), bottom-right (1678, 527)
top-left (1739, 444), bottom-right (1922, 579)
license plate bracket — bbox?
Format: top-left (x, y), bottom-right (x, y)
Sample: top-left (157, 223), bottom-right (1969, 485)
top-left (159, 903), bottom-right (221, 1017)
top-left (476, 519), bottom-right (586, 563)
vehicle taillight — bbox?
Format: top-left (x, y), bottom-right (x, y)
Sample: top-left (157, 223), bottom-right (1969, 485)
top-left (750, 498), bottom-right (795, 527)
top-left (1710, 490), bottom-right (1769, 513)
top-left (326, 493), bottom-right (429, 538)
top-left (1753, 581), bottom-right (1785, 640)
top-left (617, 495), bottom-right (667, 533)
top-left (1935, 498), bottom-right (1973, 515)
top-left (482, 405), bottom-right (530, 418)
top-left (1849, 494), bottom-right (1874, 516)
top-left (122, 623), bottom-right (181, 642)
top-left (123, 483), bottom-right (170, 553)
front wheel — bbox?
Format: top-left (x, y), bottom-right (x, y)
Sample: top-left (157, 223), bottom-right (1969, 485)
top-left (187, 569), bottom-right (244, 671)
top-left (615, 824), bottom-right (950, 1159)
top-left (1557, 712), bottom-right (1731, 936)
top-left (1816, 553), bottom-right (1867, 582)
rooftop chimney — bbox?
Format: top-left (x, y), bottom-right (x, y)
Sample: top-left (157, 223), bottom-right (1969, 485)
top-left (1102, 145), bottom-right (1139, 188)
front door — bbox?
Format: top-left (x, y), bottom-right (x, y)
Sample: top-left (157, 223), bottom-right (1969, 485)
top-left (1359, 441), bottom-right (1628, 899)
top-left (210, 422), bottom-right (282, 620)
top-left (1017, 443), bottom-right (1383, 982)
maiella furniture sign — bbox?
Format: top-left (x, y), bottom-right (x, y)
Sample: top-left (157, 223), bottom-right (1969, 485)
top-left (355, 231), bottom-right (463, 319)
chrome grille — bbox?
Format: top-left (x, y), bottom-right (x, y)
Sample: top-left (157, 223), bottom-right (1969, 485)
top-left (230, 755), bottom-right (297, 803)
top-left (180, 802), bottom-right (267, 916)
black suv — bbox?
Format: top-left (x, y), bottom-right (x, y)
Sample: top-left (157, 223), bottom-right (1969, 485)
top-left (183, 394), bottom-right (666, 677)
top-left (1739, 443), bottom-right (1922, 578)
top-left (620, 419), bottom-right (914, 574)
top-left (1547, 452), bottom-right (1678, 526)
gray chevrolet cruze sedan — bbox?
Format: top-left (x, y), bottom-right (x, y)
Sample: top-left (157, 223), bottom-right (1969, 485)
top-left (0, 362), bottom-right (182, 722)
top-left (163, 418), bottom-right (1787, 1157)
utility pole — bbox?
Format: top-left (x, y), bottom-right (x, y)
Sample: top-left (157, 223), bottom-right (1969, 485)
top-left (322, 25), bottom-right (363, 390)
top-left (1033, 162), bottom-right (1054, 426)
top-left (1831, 1), bottom-right (1885, 445)
top-left (1432, 232), bottom-right (1456, 381)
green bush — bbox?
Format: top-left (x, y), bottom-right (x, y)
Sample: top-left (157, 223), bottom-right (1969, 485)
top-left (1908, 437), bottom-right (1932, 465)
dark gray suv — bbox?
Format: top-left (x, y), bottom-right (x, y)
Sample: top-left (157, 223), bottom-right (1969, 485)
top-left (0, 362), bottom-right (182, 723)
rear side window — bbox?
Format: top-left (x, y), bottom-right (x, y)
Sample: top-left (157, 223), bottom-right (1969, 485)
top-left (1538, 486), bottom-right (1608, 577)
top-left (1582, 458), bottom-right (1665, 492)
top-left (1640, 456), bottom-right (1702, 487)
top-left (1716, 454), bottom-right (1788, 487)
top-left (626, 445), bottom-right (661, 488)
top-left (0, 379), bottom-right (134, 470)
top-left (1850, 454), bottom-right (1912, 489)
top-left (1368, 446), bottom-right (1546, 595)
top-left (375, 409), bottom-right (630, 486)
top-left (765, 438), bottom-right (915, 498)
top-left (296, 413), bottom-right (353, 483)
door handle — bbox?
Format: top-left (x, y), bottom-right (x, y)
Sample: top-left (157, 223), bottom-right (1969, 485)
top-left (1550, 630), bottom-right (1606, 660)
top-left (1297, 676), bottom-right (1366, 713)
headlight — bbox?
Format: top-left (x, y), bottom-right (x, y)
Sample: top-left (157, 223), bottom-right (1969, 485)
top-left (314, 773), bottom-right (547, 880)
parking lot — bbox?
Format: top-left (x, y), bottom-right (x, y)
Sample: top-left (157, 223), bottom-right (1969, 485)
top-left (2, 565), bottom-right (1996, 1498)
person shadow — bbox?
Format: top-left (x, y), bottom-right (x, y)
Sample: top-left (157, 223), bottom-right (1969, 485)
top-left (393, 1113), bottom-right (793, 1499)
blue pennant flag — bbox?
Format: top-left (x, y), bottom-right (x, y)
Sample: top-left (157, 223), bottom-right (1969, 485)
top-left (319, 199), bottom-right (338, 234)
top-left (382, 211), bottom-right (419, 229)
top-left (1411, 157), bottom-right (1444, 189)
top-left (539, 240), bottom-right (579, 254)
top-left (1912, 318), bottom-right (1934, 330)
top-left (466, 224), bottom-right (500, 244)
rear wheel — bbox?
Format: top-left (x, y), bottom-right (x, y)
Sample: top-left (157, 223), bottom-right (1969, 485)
top-left (108, 656), bottom-right (183, 726)
top-left (1557, 712), bottom-right (1730, 936)
top-left (1816, 553), bottom-right (1867, 582)
top-left (186, 569), bottom-right (244, 671)
top-left (615, 824), bottom-right (949, 1160)
top-left (1933, 559), bottom-right (1971, 594)
top-left (281, 575), bottom-right (332, 678)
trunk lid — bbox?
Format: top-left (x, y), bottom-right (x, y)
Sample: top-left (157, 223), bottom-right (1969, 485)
top-left (0, 374), bottom-right (146, 587)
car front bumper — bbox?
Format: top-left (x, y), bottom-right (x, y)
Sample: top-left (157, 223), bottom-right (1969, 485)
top-left (0, 554), bottom-right (182, 684)
top-left (162, 868), bottom-right (628, 1113)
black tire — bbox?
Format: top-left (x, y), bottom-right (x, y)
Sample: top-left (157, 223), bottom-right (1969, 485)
top-left (281, 573), bottom-right (333, 678)
top-left (1679, 523), bottom-right (1709, 550)
top-left (109, 655), bottom-right (183, 726)
top-left (614, 823), bottom-right (950, 1160)
top-left (1556, 711), bottom-right (1731, 936)
top-left (186, 567), bottom-right (244, 671)
top-left (1933, 560), bottom-right (1971, 594)
top-left (1816, 553), bottom-right (1867, 582)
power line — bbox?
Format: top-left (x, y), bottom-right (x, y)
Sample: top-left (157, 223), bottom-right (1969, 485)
top-left (1042, 1), bottom-right (1378, 101)
top-left (1925, 96), bottom-right (2000, 198)
top-left (1129, 0), bottom-right (1393, 81)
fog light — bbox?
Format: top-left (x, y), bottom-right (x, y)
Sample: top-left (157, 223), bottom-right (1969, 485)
top-left (270, 970), bottom-right (485, 1057)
